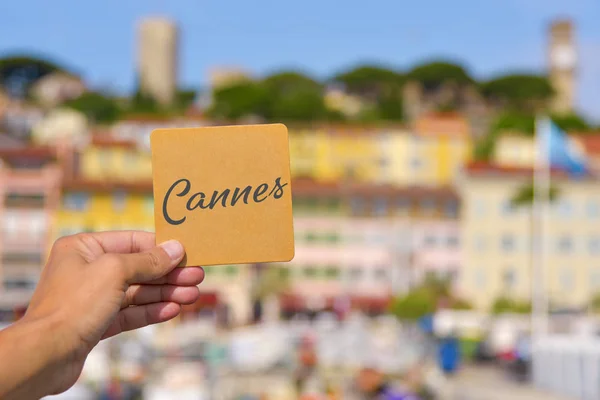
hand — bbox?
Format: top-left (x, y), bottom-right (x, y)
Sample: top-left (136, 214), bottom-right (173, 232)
top-left (0, 231), bottom-right (204, 399)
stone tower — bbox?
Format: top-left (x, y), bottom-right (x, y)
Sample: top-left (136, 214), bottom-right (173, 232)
top-left (137, 17), bottom-right (178, 106)
top-left (548, 20), bottom-right (576, 115)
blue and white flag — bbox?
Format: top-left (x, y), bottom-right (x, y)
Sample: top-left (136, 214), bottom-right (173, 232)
top-left (537, 116), bottom-right (589, 177)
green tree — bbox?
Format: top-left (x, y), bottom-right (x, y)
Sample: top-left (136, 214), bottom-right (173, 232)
top-left (491, 296), bottom-right (531, 315)
top-left (551, 113), bottom-right (591, 132)
top-left (252, 266), bottom-right (290, 300)
top-left (208, 80), bottom-right (269, 120)
top-left (491, 112), bottom-right (536, 135)
top-left (262, 71), bottom-right (328, 121)
top-left (390, 276), bottom-right (463, 320)
top-left (332, 65), bottom-right (404, 97)
top-left (480, 74), bottom-right (553, 111)
top-left (174, 88), bottom-right (197, 111)
top-left (473, 134), bottom-right (498, 162)
top-left (129, 89), bottom-right (162, 114)
top-left (510, 182), bottom-right (559, 207)
top-left (0, 55), bottom-right (74, 97)
top-left (332, 65), bottom-right (404, 120)
top-left (451, 298), bottom-right (474, 310)
top-left (64, 92), bottom-right (121, 123)
top-left (407, 61), bottom-right (473, 89)
top-left (390, 287), bottom-right (437, 321)
top-left (591, 293), bottom-right (600, 313)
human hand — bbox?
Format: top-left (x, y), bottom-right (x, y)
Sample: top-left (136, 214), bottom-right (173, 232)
top-left (2, 231), bottom-right (204, 399)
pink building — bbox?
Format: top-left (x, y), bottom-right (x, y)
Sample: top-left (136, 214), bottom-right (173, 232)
top-left (281, 180), bottom-right (461, 316)
top-left (0, 147), bottom-right (62, 318)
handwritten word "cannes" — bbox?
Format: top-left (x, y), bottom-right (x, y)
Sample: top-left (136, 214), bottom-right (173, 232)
top-left (162, 177), bottom-right (289, 225)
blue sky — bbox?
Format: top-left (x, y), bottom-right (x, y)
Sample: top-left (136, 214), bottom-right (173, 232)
top-left (0, 0), bottom-right (599, 120)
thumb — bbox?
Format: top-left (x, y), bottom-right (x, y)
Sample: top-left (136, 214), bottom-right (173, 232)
top-left (118, 240), bottom-right (185, 283)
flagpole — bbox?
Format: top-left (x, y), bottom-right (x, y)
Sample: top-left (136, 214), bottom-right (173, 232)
top-left (532, 116), bottom-right (550, 340)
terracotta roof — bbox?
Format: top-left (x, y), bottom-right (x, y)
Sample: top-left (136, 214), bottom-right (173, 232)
top-left (62, 179), bottom-right (153, 193)
top-left (292, 178), bottom-right (341, 196)
top-left (572, 134), bottom-right (600, 156)
top-left (91, 135), bottom-right (137, 149)
top-left (0, 146), bottom-right (56, 163)
top-left (464, 161), bottom-right (578, 179)
top-left (0, 133), bottom-right (25, 149)
top-left (346, 183), bottom-right (459, 200)
top-left (286, 123), bottom-right (408, 134)
top-left (413, 112), bottom-right (470, 138)
top-left (291, 178), bottom-right (458, 200)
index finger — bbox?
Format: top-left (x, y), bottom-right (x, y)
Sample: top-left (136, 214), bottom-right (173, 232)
top-left (88, 231), bottom-right (156, 254)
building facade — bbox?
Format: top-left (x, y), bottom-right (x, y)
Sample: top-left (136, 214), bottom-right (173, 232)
top-left (278, 179), bottom-right (461, 316)
top-left (0, 147), bottom-right (62, 316)
top-left (458, 162), bottom-right (600, 310)
top-left (288, 114), bottom-right (471, 187)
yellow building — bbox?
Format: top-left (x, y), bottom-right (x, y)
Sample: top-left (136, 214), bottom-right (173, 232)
top-left (55, 181), bottom-right (154, 238)
top-left (289, 115), bottom-right (471, 187)
top-left (79, 135), bottom-right (152, 182)
top-left (493, 134), bottom-right (536, 168)
top-left (458, 162), bottom-right (600, 310)
top-left (494, 132), bottom-right (600, 172)
top-left (382, 113), bottom-right (471, 186)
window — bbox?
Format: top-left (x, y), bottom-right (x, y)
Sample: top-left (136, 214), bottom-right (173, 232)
top-left (444, 200), bottom-right (459, 218)
top-left (144, 196), bottom-right (154, 214)
top-left (501, 234), bottom-right (515, 252)
top-left (420, 199), bottom-right (436, 215)
top-left (501, 200), bottom-right (514, 216)
top-left (374, 268), bottom-right (387, 281)
top-left (556, 200), bottom-right (573, 218)
top-left (279, 267), bottom-right (290, 278)
top-left (589, 236), bottom-right (600, 254)
top-left (474, 268), bottom-right (486, 287)
top-left (502, 268), bottom-right (517, 290)
top-left (4, 277), bottom-right (37, 290)
top-left (474, 235), bottom-right (486, 252)
top-left (424, 234), bottom-right (437, 247)
top-left (349, 267), bottom-right (362, 280)
top-left (2, 253), bottom-right (42, 264)
top-left (374, 198), bottom-right (388, 216)
top-left (410, 158), bottom-right (422, 171)
top-left (447, 235), bottom-right (459, 248)
top-left (204, 266), bottom-right (216, 276)
top-left (324, 266), bottom-right (340, 279)
top-left (224, 265), bottom-right (238, 276)
top-left (556, 235), bottom-right (573, 254)
top-left (3, 212), bottom-right (19, 238)
top-left (560, 268), bottom-right (573, 291)
top-left (350, 197), bottom-right (364, 215)
top-left (590, 269), bottom-right (600, 290)
top-left (305, 198), bottom-right (318, 210)
top-left (324, 198), bottom-right (339, 211)
top-left (586, 200), bottom-right (600, 219)
top-left (306, 232), bottom-right (318, 243)
top-left (124, 152), bottom-right (137, 168)
top-left (304, 266), bottom-right (318, 279)
top-left (63, 192), bottom-right (89, 211)
top-left (396, 198), bottom-right (409, 212)
top-left (113, 191), bottom-right (127, 212)
top-left (5, 194), bottom-right (45, 208)
top-left (325, 232), bottom-right (339, 243)
top-left (29, 213), bottom-right (46, 239)
top-left (474, 197), bottom-right (486, 216)
top-left (98, 149), bottom-right (112, 165)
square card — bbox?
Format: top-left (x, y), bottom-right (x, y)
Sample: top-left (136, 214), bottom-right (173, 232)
top-left (151, 124), bottom-right (295, 266)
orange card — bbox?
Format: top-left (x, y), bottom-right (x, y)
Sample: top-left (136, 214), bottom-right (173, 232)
top-left (151, 124), bottom-right (295, 266)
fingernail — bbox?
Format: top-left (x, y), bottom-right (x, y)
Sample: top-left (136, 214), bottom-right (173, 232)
top-left (159, 240), bottom-right (184, 261)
